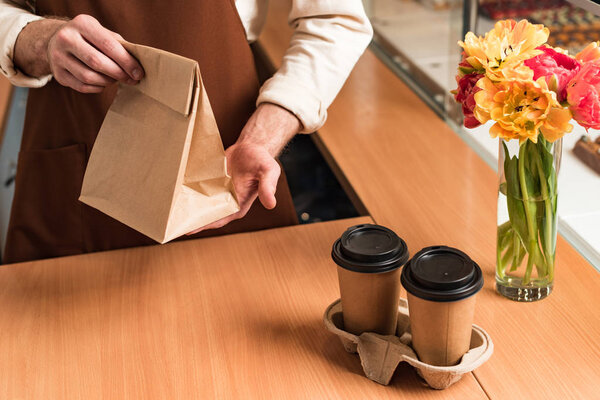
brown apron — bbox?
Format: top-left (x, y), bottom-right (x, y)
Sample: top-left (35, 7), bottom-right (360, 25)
top-left (3, 0), bottom-right (298, 264)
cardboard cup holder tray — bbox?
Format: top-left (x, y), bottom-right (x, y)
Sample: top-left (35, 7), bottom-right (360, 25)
top-left (323, 298), bottom-right (493, 389)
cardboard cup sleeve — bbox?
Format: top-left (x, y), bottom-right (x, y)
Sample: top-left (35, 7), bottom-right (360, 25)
top-left (323, 298), bottom-right (493, 389)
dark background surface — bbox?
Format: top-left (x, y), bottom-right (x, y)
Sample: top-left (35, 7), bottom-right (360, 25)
top-left (280, 134), bottom-right (359, 224)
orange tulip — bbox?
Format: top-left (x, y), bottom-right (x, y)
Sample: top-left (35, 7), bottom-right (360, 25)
top-left (459, 19), bottom-right (549, 82)
top-left (474, 77), bottom-right (572, 143)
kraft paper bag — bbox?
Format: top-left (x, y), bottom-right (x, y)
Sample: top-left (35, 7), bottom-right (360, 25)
top-left (80, 42), bottom-right (239, 243)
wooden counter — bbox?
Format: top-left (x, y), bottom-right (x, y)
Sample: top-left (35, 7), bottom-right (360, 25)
top-left (0, 218), bottom-right (489, 399)
top-left (259, 1), bottom-right (600, 399)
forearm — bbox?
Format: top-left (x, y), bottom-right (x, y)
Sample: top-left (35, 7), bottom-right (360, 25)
top-left (0, 1), bottom-right (49, 86)
top-left (13, 14), bottom-right (142, 93)
top-left (14, 18), bottom-right (65, 78)
top-left (256, 0), bottom-right (372, 134)
top-left (237, 103), bottom-right (301, 157)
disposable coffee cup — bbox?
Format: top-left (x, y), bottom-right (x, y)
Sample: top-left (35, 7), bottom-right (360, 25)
top-left (401, 246), bottom-right (484, 366)
top-left (332, 224), bottom-right (409, 336)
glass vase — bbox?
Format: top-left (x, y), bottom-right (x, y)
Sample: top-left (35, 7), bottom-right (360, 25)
top-left (496, 137), bottom-right (562, 302)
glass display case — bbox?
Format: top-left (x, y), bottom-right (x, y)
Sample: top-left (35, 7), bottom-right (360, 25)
top-left (365, 0), bottom-right (600, 268)
top-left (364, 0), bottom-right (463, 116)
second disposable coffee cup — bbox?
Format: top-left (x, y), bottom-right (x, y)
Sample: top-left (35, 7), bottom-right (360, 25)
top-left (332, 224), bottom-right (409, 336)
top-left (401, 246), bottom-right (483, 366)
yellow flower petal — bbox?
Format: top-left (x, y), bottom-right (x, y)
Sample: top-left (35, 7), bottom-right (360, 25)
top-left (474, 76), bottom-right (568, 143)
top-left (541, 108), bottom-right (573, 142)
top-left (460, 19), bottom-right (548, 83)
top-left (462, 20), bottom-right (571, 143)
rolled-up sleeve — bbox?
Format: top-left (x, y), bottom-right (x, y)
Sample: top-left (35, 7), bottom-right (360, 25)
top-left (0, 1), bottom-right (51, 87)
top-left (256, 1), bottom-right (373, 133)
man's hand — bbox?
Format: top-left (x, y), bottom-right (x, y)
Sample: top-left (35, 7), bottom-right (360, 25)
top-left (187, 103), bottom-right (301, 234)
top-left (193, 142), bottom-right (281, 232)
top-left (14, 15), bottom-right (143, 93)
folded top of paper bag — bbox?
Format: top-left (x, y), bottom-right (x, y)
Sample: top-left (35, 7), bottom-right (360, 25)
top-left (122, 42), bottom-right (197, 116)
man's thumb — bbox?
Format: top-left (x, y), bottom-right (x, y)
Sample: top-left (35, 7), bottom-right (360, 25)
top-left (258, 163), bottom-right (280, 210)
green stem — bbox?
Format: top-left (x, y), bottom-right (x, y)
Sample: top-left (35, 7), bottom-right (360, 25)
top-left (533, 144), bottom-right (555, 281)
top-left (517, 143), bottom-right (539, 285)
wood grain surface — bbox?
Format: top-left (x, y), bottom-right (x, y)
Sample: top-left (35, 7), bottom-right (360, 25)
top-left (0, 218), bottom-right (488, 399)
top-left (259, 1), bottom-right (600, 399)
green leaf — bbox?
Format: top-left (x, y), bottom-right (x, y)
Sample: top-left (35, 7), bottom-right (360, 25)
top-left (503, 150), bottom-right (529, 246)
top-left (501, 244), bottom-right (514, 269)
top-left (500, 229), bottom-right (513, 249)
top-left (523, 141), bottom-right (542, 200)
top-left (537, 138), bottom-right (557, 197)
top-left (538, 196), bottom-right (558, 260)
top-left (511, 236), bottom-right (526, 272)
top-left (497, 220), bottom-right (512, 238)
top-left (458, 66), bottom-right (475, 75)
top-left (535, 137), bottom-right (558, 260)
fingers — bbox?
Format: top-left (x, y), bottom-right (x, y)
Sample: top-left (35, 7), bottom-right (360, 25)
top-left (63, 54), bottom-right (116, 87)
top-left (68, 37), bottom-right (134, 83)
top-left (258, 161), bottom-right (280, 210)
top-left (54, 68), bottom-right (104, 93)
top-left (74, 15), bottom-right (144, 81)
top-left (47, 14), bottom-right (144, 93)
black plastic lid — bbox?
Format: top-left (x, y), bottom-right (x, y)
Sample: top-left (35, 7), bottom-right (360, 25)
top-left (331, 224), bottom-right (409, 273)
top-left (401, 246), bottom-right (483, 302)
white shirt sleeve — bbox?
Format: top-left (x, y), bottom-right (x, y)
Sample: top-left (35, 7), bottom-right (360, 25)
top-left (0, 1), bottom-right (52, 87)
top-left (256, 1), bottom-right (373, 133)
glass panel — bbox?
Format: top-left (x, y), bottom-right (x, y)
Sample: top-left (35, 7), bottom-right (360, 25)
top-left (367, 0), bottom-right (463, 115)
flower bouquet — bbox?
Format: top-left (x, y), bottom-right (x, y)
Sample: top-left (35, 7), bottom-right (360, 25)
top-left (453, 20), bottom-right (598, 301)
